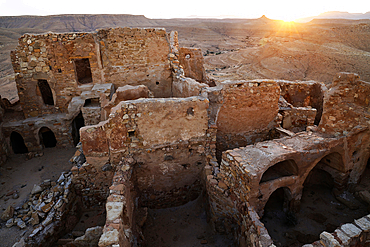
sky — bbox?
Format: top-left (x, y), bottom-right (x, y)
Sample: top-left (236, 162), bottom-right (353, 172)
top-left (0, 0), bottom-right (369, 21)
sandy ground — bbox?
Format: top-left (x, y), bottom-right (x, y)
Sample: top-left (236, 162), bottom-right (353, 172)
top-left (143, 196), bottom-right (235, 247)
top-left (0, 147), bottom-right (76, 247)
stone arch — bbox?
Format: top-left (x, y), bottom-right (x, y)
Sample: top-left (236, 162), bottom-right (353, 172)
top-left (71, 111), bottom-right (85, 146)
top-left (10, 131), bottom-right (28, 154)
top-left (37, 79), bottom-right (54, 105)
top-left (305, 152), bottom-right (346, 188)
top-left (39, 127), bottom-right (57, 148)
top-left (260, 159), bottom-right (298, 184)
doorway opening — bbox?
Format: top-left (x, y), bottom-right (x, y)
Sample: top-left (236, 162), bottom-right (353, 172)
top-left (74, 58), bottom-right (93, 84)
top-left (39, 127), bottom-right (57, 148)
top-left (10, 131), bottom-right (28, 154)
top-left (37, 79), bottom-right (54, 105)
top-left (72, 112), bottom-right (85, 146)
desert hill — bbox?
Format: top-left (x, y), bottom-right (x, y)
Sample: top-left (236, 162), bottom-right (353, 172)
top-left (1, 14), bottom-right (370, 102)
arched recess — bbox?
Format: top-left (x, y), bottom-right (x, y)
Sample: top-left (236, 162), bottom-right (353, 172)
top-left (260, 159), bottom-right (298, 184)
top-left (71, 112), bottom-right (85, 146)
top-left (39, 127), bottom-right (57, 148)
top-left (317, 152), bottom-right (345, 173)
top-left (37, 79), bottom-right (54, 105)
top-left (10, 131), bottom-right (28, 154)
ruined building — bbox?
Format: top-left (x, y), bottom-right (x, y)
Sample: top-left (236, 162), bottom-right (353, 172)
top-left (1, 27), bottom-right (370, 247)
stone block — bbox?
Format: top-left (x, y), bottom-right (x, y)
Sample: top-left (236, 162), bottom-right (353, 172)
top-left (340, 223), bottom-right (362, 238)
top-left (355, 216), bottom-right (370, 232)
top-left (106, 202), bottom-right (124, 222)
top-left (320, 231), bottom-right (340, 247)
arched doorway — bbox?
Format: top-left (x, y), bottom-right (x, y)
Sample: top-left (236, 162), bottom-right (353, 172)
top-left (10, 131), bottom-right (28, 154)
top-left (72, 112), bottom-right (85, 146)
top-left (39, 127), bottom-right (57, 148)
top-left (261, 187), bottom-right (295, 246)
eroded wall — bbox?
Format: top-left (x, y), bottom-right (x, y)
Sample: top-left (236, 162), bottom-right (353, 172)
top-left (10, 28), bottom-right (177, 119)
top-left (178, 47), bottom-right (208, 84)
top-left (204, 80), bottom-right (281, 159)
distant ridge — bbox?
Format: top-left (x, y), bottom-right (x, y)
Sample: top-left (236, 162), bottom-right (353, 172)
top-left (0, 14), bottom-right (158, 32)
top-left (296, 11), bottom-right (370, 23)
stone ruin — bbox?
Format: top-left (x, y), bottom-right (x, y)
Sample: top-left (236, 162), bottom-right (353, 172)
top-left (0, 27), bottom-right (370, 247)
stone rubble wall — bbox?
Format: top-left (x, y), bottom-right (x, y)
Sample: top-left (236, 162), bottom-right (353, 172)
top-left (80, 96), bottom-right (215, 207)
top-left (206, 126), bottom-right (370, 246)
top-left (97, 28), bottom-right (173, 98)
top-left (178, 47), bottom-right (208, 84)
top-left (313, 214), bottom-right (370, 247)
top-left (10, 27), bottom-right (183, 120)
top-left (0, 97), bottom-right (8, 164)
top-left (101, 84), bottom-right (152, 121)
top-left (278, 80), bottom-right (326, 125)
top-left (99, 157), bottom-right (139, 247)
top-left (172, 77), bottom-right (209, 98)
top-left (280, 107), bottom-right (317, 132)
top-left (2, 114), bottom-right (72, 151)
top-left (318, 72), bottom-right (370, 136)
top-left (11, 172), bottom-right (81, 247)
top-left (203, 80), bottom-right (281, 160)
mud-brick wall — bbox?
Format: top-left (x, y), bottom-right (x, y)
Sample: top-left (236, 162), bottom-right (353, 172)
top-left (179, 47), bottom-right (208, 83)
top-left (98, 28), bottom-right (173, 98)
top-left (11, 32), bottom-right (102, 118)
top-left (319, 73), bottom-right (370, 136)
top-left (205, 80), bottom-right (281, 160)
top-left (80, 97), bottom-right (214, 208)
top-left (0, 100), bottom-right (8, 164)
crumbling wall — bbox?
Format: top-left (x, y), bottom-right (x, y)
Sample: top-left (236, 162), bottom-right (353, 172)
top-left (81, 97), bottom-right (212, 203)
top-left (178, 47), bottom-right (208, 83)
top-left (204, 80), bottom-right (281, 159)
top-left (2, 114), bottom-right (71, 151)
top-left (0, 97), bottom-right (8, 164)
top-left (317, 214), bottom-right (370, 247)
top-left (319, 72), bottom-right (370, 136)
top-left (101, 85), bottom-right (151, 121)
top-left (172, 77), bottom-right (209, 98)
top-left (278, 80), bottom-right (325, 125)
top-left (98, 28), bottom-right (173, 97)
top-left (79, 97), bottom-right (215, 246)
top-left (11, 32), bottom-right (102, 118)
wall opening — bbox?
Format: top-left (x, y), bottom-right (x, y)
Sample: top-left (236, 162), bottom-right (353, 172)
top-left (84, 98), bottom-right (100, 107)
top-left (261, 187), bottom-right (295, 246)
top-left (260, 159), bottom-right (298, 184)
top-left (317, 152), bottom-right (345, 172)
top-left (10, 131), bottom-right (28, 154)
top-left (37, 79), bottom-right (54, 105)
top-left (74, 58), bottom-right (93, 84)
top-left (39, 127), bottom-right (57, 148)
top-left (72, 112), bottom-right (85, 146)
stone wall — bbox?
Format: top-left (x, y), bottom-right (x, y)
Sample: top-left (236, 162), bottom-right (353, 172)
top-left (172, 77), bottom-right (209, 98)
top-left (316, 214), bottom-right (370, 247)
top-left (80, 96), bottom-right (214, 207)
top-left (98, 28), bottom-right (173, 97)
top-left (204, 80), bottom-right (281, 159)
top-left (178, 47), bottom-right (208, 84)
top-left (10, 28), bottom-right (181, 120)
top-left (0, 97), bottom-right (8, 164)
top-left (2, 114), bottom-right (72, 151)
top-left (319, 72), bottom-right (370, 136)
top-left (278, 80), bottom-right (325, 125)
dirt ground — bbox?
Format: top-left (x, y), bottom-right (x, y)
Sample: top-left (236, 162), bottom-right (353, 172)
top-left (0, 147), bottom-right (76, 247)
top-left (143, 195), bottom-right (235, 247)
